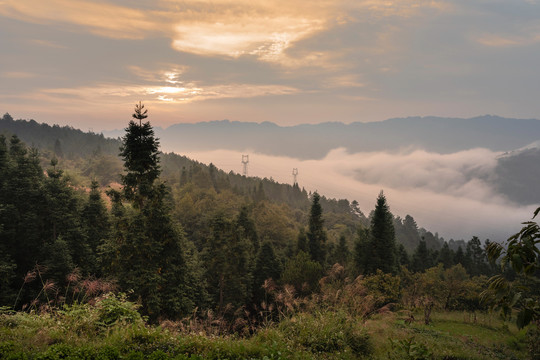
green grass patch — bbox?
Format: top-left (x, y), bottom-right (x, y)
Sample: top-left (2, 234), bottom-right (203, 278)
top-left (0, 303), bottom-right (530, 360)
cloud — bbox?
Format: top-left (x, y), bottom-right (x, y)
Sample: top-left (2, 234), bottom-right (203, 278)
top-left (0, 0), bottom-right (163, 39)
top-left (0, 0), bottom-right (330, 64)
top-left (0, 0), bottom-right (450, 67)
top-left (1, 71), bottom-right (37, 79)
top-left (475, 32), bottom-right (540, 47)
top-left (178, 147), bottom-right (533, 241)
top-left (37, 81), bottom-right (299, 105)
top-left (351, 148), bottom-right (498, 198)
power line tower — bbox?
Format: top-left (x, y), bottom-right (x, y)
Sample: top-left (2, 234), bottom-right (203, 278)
top-left (242, 155), bottom-right (249, 176)
top-left (292, 168), bottom-right (298, 185)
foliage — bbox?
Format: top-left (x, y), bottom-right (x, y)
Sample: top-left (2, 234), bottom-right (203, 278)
top-left (307, 192), bottom-right (327, 265)
top-left (281, 252), bottom-right (323, 296)
top-left (388, 336), bottom-right (432, 360)
top-left (358, 191), bottom-right (398, 275)
top-left (484, 207), bottom-right (540, 329)
top-left (277, 311), bottom-right (372, 357)
top-left (119, 102), bottom-right (161, 207)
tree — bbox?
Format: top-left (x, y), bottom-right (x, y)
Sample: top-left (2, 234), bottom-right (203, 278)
top-left (105, 103), bottom-right (198, 320)
top-left (307, 192), bottom-right (327, 265)
top-left (252, 241), bottom-right (281, 306)
top-left (119, 101), bottom-right (160, 208)
top-left (296, 228), bottom-right (308, 254)
top-left (364, 191), bottom-right (397, 274)
top-left (203, 214), bottom-right (253, 312)
top-left (81, 180), bottom-right (110, 275)
top-left (397, 243), bottom-right (410, 268)
top-left (236, 205), bottom-right (259, 253)
top-left (466, 236), bottom-right (488, 276)
top-left (333, 234), bottom-right (350, 266)
top-left (354, 227), bottom-right (370, 275)
top-left (411, 239), bottom-right (433, 273)
top-left (281, 251), bottom-right (323, 296)
top-left (484, 207), bottom-right (540, 329)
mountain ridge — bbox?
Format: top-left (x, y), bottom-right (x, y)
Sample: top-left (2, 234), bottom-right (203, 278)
top-left (101, 115), bottom-right (540, 160)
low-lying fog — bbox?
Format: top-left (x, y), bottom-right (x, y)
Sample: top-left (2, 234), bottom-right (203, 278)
top-left (174, 147), bottom-right (536, 242)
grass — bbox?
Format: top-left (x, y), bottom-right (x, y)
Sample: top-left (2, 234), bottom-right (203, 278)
top-left (0, 297), bottom-right (531, 359)
top-left (365, 310), bottom-right (528, 359)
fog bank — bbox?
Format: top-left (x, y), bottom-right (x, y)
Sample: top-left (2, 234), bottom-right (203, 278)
top-left (179, 147), bottom-right (536, 242)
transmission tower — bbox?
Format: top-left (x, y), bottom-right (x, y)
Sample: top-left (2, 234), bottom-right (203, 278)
top-left (241, 155), bottom-right (249, 176)
top-left (292, 168), bottom-right (298, 185)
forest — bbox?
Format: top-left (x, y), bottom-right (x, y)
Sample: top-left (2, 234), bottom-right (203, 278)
top-left (0, 107), bottom-right (539, 359)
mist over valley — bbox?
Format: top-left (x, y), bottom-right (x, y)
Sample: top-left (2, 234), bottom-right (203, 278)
top-left (103, 116), bottom-right (540, 242)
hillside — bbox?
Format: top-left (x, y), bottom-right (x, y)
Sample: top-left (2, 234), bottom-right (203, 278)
top-left (1, 112), bottom-right (538, 359)
top-left (1, 113), bottom-right (452, 252)
top-left (104, 116), bottom-right (540, 207)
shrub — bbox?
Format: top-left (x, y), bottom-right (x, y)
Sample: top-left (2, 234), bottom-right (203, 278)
top-left (278, 311), bottom-right (372, 357)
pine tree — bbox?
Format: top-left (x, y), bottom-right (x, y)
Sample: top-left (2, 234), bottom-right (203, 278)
top-left (252, 241), bottom-right (281, 305)
top-left (334, 234), bottom-right (350, 266)
top-left (466, 236), bottom-right (487, 276)
top-left (438, 242), bottom-right (455, 269)
top-left (411, 239), bottom-right (432, 272)
top-left (307, 192), bottom-right (327, 265)
top-left (236, 205), bottom-right (259, 253)
top-left (82, 181), bottom-right (110, 269)
top-left (397, 243), bottom-right (410, 268)
top-left (106, 103), bottom-right (198, 320)
top-left (204, 214), bottom-right (253, 312)
top-left (364, 191), bottom-right (397, 274)
top-left (119, 102), bottom-right (160, 208)
top-left (354, 227), bottom-right (370, 275)
top-left (454, 246), bottom-right (466, 267)
top-left (296, 228), bottom-right (308, 254)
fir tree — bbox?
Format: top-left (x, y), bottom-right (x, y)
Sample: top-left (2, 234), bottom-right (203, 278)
top-left (106, 103), bottom-right (199, 321)
top-left (119, 102), bottom-right (160, 208)
top-left (411, 239), bottom-right (432, 272)
top-left (296, 228), bottom-right (308, 254)
top-left (307, 192), bottom-right (327, 265)
top-left (364, 191), bottom-right (397, 274)
top-left (397, 243), bottom-right (410, 268)
top-left (82, 180), bottom-right (110, 275)
top-left (438, 242), bottom-right (455, 269)
top-left (252, 241), bottom-right (281, 305)
top-left (204, 214), bottom-right (253, 312)
top-left (334, 234), bottom-right (350, 266)
top-left (236, 205), bottom-right (259, 253)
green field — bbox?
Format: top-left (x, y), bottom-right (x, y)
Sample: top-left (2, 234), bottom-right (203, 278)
top-left (0, 300), bottom-right (532, 359)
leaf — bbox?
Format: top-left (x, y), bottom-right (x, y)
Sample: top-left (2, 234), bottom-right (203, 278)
top-left (511, 254), bottom-right (523, 272)
top-left (516, 308), bottom-right (533, 329)
top-left (510, 292), bottom-right (522, 307)
top-left (533, 207), bottom-right (540, 219)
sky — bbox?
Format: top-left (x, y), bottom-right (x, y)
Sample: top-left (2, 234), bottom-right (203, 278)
top-left (2, 0), bottom-right (540, 130)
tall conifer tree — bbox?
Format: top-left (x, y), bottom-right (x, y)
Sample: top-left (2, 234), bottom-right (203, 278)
top-left (364, 191), bottom-right (397, 274)
top-left (307, 192), bottom-right (327, 265)
top-left (119, 102), bottom-right (160, 208)
top-left (106, 103), bottom-right (198, 320)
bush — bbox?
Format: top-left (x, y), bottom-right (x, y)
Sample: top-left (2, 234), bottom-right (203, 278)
top-left (278, 311), bottom-right (372, 357)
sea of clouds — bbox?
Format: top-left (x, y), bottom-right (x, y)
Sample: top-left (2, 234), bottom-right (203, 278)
top-left (176, 147), bottom-right (536, 242)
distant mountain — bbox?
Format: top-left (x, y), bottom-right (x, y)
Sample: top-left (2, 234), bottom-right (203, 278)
top-left (492, 146), bottom-right (540, 205)
top-left (103, 115), bottom-right (540, 160)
